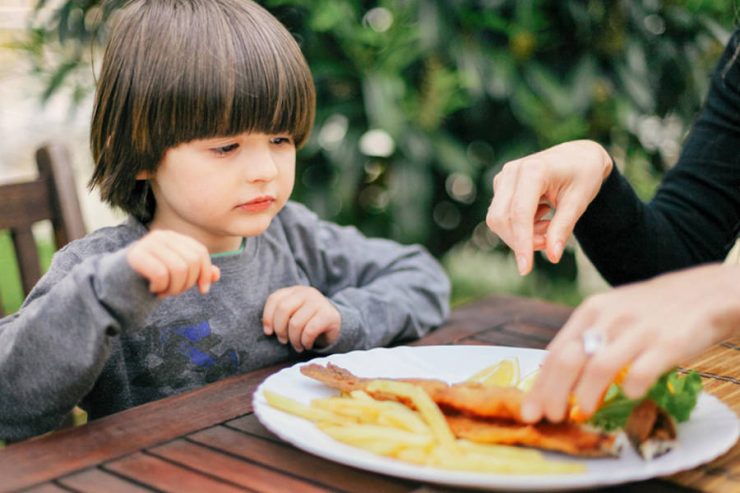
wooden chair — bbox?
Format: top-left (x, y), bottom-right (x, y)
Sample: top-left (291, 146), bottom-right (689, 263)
top-left (0, 142), bottom-right (86, 316)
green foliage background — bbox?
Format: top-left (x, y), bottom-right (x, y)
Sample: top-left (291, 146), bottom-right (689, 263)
top-left (17, 0), bottom-right (738, 307)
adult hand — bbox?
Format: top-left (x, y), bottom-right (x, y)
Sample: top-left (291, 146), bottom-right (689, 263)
top-left (486, 140), bottom-right (612, 275)
top-left (263, 286), bottom-right (341, 352)
top-left (127, 230), bottom-right (220, 297)
top-left (521, 263), bottom-right (740, 423)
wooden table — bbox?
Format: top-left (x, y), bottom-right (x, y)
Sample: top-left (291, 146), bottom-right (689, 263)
top-left (1, 295), bottom-right (737, 493)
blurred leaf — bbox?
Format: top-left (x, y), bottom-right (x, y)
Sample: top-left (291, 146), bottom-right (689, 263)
top-left (524, 62), bottom-right (572, 117)
top-left (41, 59), bottom-right (79, 103)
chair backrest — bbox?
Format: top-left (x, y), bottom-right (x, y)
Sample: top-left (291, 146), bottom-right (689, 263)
top-left (0, 142), bottom-right (86, 316)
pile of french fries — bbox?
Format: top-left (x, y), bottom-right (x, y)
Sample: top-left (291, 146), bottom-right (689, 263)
top-left (263, 360), bottom-right (584, 475)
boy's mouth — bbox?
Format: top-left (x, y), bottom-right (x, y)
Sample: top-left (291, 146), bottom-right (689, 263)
top-left (237, 196), bottom-right (276, 212)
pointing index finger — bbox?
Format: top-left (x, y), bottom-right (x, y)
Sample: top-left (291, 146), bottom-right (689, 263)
top-left (509, 159), bottom-right (548, 275)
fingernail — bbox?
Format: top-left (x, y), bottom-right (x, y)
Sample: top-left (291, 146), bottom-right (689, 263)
top-left (516, 254), bottom-right (528, 275)
top-left (552, 241), bottom-right (563, 261)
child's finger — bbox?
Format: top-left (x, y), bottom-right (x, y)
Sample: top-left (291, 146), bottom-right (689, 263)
top-left (271, 294), bottom-right (305, 345)
top-left (163, 236), bottom-right (208, 295)
top-left (159, 253), bottom-right (189, 296)
top-left (300, 311), bottom-right (335, 350)
top-left (129, 249), bottom-right (170, 294)
top-left (287, 304), bottom-right (319, 352)
top-left (138, 235), bottom-right (187, 296)
top-left (139, 242), bottom-right (181, 295)
top-left (195, 252), bottom-right (214, 294)
top-left (262, 288), bottom-right (291, 335)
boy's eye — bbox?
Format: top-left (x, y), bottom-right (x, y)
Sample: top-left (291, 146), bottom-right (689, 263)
top-left (271, 136), bottom-right (293, 145)
top-left (212, 143), bottom-right (239, 155)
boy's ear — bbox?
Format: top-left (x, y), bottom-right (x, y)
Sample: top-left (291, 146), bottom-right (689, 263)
top-left (135, 170), bottom-right (150, 180)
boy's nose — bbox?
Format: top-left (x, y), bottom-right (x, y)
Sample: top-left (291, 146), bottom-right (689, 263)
top-left (243, 148), bottom-right (279, 182)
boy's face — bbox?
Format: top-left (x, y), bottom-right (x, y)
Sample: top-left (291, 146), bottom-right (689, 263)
top-left (142, 132), bottom-right (296, 253)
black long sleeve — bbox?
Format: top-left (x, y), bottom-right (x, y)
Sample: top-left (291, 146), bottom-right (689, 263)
top-left (574, 29), bottom-right (740, 286)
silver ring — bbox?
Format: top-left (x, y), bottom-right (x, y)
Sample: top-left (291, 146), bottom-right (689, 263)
top-left (581, 328), bottom-right (606, 357)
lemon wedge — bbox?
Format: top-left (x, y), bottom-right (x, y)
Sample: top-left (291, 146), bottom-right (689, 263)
top-left (517, 369), bottom-right (539, 391)
top-left (467, 358), bottom-right (520, 387)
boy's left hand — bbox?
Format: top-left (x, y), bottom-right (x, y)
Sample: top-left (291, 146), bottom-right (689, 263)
top-left (262, 286), bottom-right (341, 352)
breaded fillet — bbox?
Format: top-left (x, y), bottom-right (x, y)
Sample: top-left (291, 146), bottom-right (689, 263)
top-left (301, 362), bottom-right (523, 420)
top-left (446, 415), bottom-right (619, 457)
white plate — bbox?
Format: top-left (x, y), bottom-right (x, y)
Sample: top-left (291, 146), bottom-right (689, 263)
top-left (253, 345), bottom-right (739, 491)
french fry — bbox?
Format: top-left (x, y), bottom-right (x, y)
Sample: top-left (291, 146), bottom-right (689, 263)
top-left (430, 445), bottom-right (585, 474)
top-left (319, 423), bottom-right (434, 449)
top-left (263, 390), bottom-right (352, 424)
top-left (394, 446), bottom-right (432, 465)
top-left (348, 390), bottom-right (374, 401)
top-left (312, 397), bottom-right (382, 421)
top-left (376, 406), bottom-right (431, 434)
top-left (366, 379), bottom-right (458, 450)
top-left (456, 438), bottom-right (544, 460)
top-left (314, 396), bottom-right (431, 434)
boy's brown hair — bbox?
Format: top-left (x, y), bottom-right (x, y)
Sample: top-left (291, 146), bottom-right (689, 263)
top-left (90, 0), bottom-right (316, 222)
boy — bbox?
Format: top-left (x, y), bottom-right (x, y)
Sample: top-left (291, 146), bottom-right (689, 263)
top-left (0, 0), bottom-right (449, 442)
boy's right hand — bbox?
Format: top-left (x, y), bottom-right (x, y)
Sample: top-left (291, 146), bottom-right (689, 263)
top-left (127, 230), bottom-right (220, 297)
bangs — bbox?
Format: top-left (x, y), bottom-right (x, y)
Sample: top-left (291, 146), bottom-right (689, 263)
top-left (90, 0), bottom-right (316, 221)
top-left (129, 0), bottom-right (315, 154)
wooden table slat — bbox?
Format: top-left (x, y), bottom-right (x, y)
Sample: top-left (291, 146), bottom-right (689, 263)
top-left (225, 415), bottom-right (279, 441)
top-left (684, 344), bottom-right (740, 384)
top-left (149, 439), bottom-right (330, 493)
top-left (188, 425), bottom-right (415, 493)
top-left (58, 468), bottom-right (154, 493)
top-left (409, 295), bottom-right (568, 346)
top-left (104, 452), bottom-right (247, 493)
top-left (471, 328), bottom-right (550, 349)
top-left (0, 363), bottom-right (288, 492)
top-left (16, 485), bottom-right (69, 493)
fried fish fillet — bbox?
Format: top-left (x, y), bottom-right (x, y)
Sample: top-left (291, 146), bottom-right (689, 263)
top-left (446, 414), bottom-right (619, 457)
top-left (300, 362), bottom-right (523, 421)
top-left (300, 362), bottom-right (619, 457)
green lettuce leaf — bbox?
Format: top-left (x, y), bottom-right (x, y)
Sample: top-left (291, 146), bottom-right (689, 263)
top-left (588, 369), bottom-right (703, 431)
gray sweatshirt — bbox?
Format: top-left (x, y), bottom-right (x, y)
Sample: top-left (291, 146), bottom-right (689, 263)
top-left (0, 202), bottom-right (450, 441)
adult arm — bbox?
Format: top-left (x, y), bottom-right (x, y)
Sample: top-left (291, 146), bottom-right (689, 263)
top-left (575, 31), bottom-right (740, 285)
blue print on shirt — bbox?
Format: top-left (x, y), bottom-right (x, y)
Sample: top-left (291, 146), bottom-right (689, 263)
top-left (162, 321), bottom-right (217, 368)
top-left (134, 320), bottom-right (244, 389)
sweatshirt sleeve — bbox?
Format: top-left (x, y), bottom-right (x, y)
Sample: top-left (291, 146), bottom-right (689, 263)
top-left (574, 30), bottom-right (740, 286)
top-left (277, 203), bottom-right (451, 353)
top-left (0, 245), bottom-right (158, 442)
